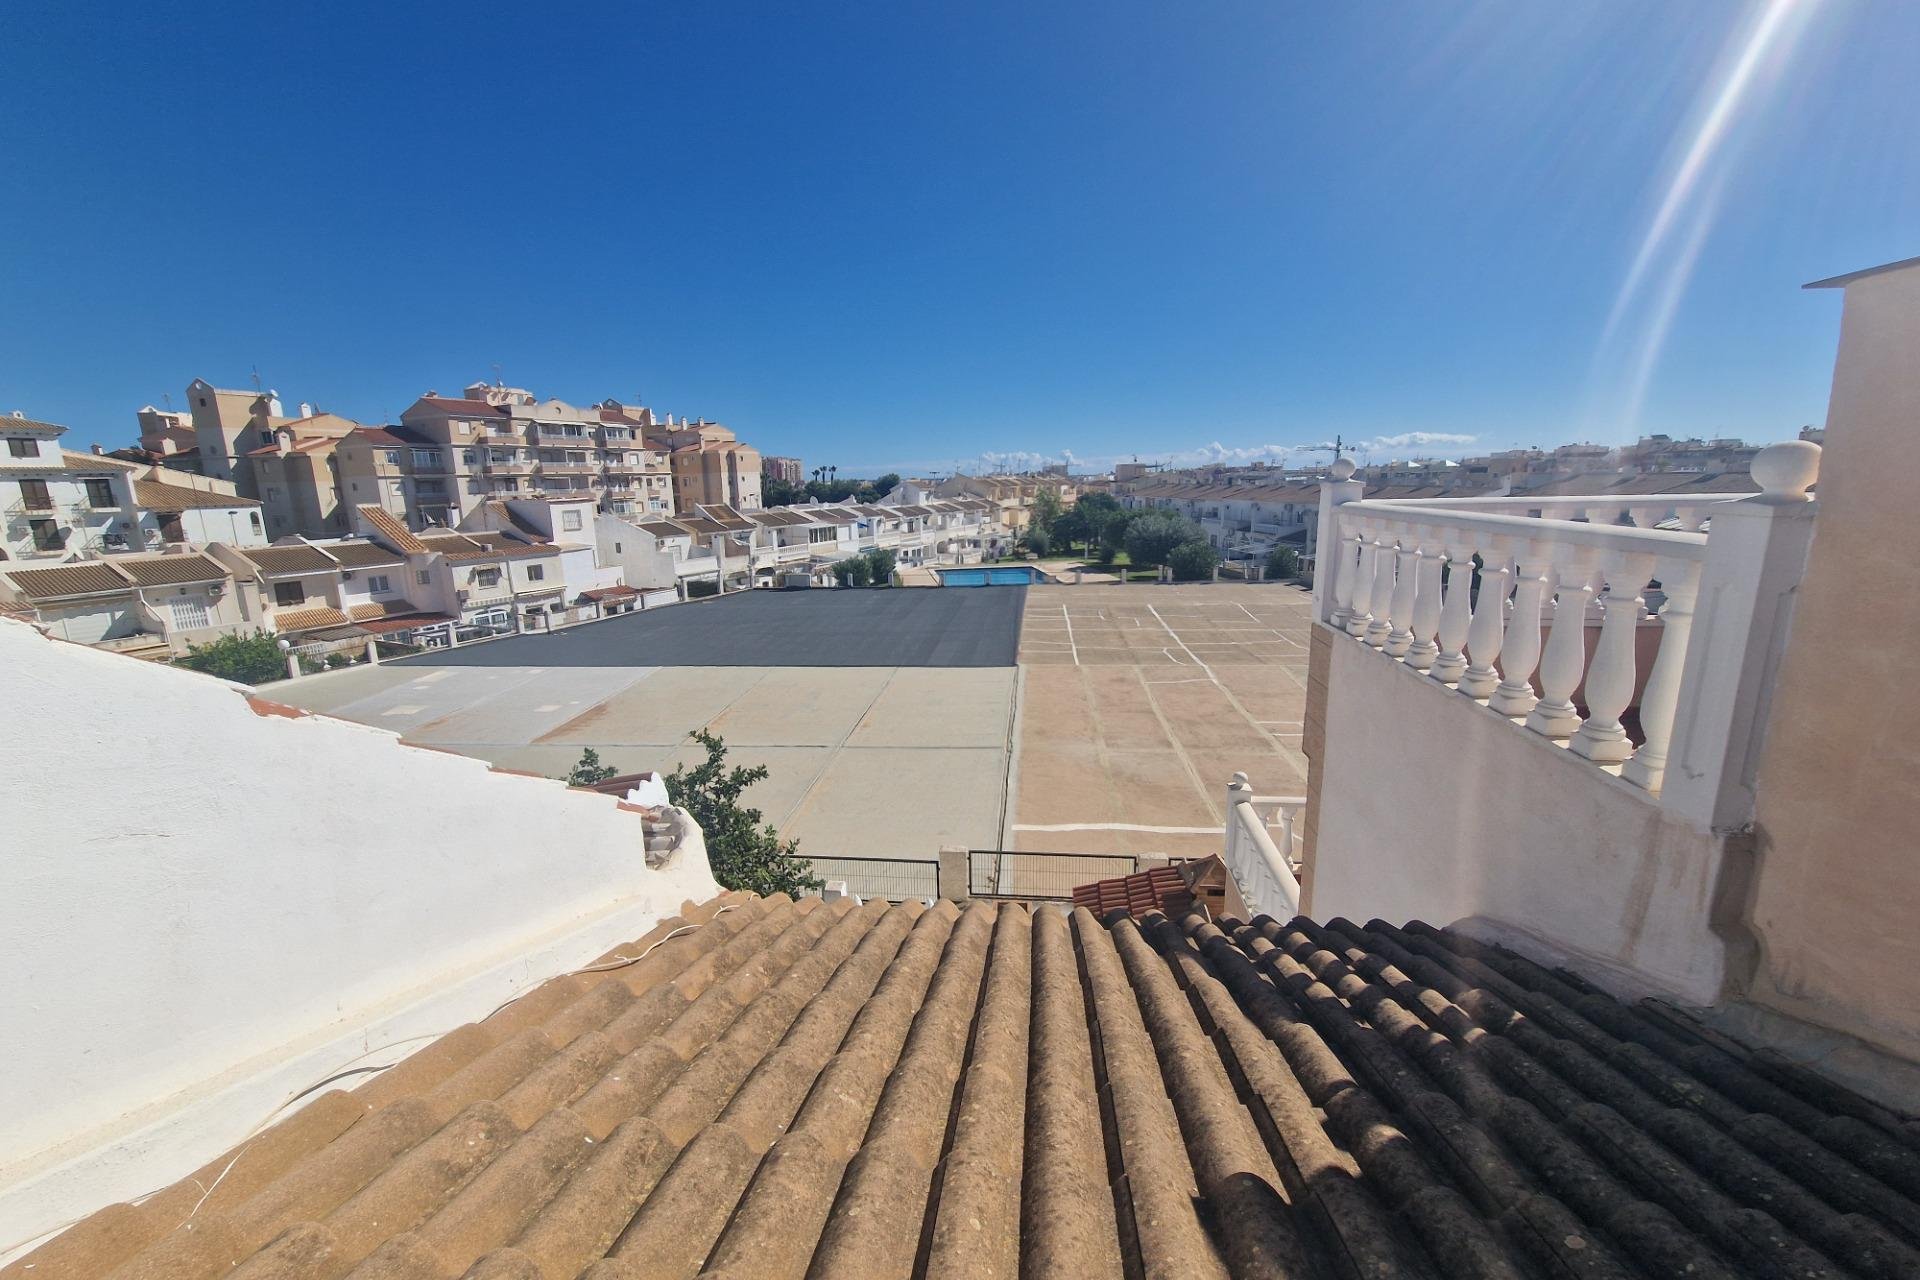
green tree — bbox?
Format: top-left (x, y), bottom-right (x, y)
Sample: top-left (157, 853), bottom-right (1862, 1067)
top-left (864, 546), bottom-right (897, 584)
top-left (872, 473), bottom-right (902, 496)
top-left (762, 476), bottom-right (804, 507)
top-left (1050, 507), bottom-right (1089, 554)
top-left (666, 730), bottom-right (821, 896)
top-left (1099, 509), bottom-right (1135, 560)
top-left (1265, 545), bottom-right (1301, 581)
top-left (1124, 511), bottom-right (1203, 568)
top-left (565, 747), bottom-right (619, 787)
top-left (832, 556), bottom-right (873, 587)
top-left (1030, 487), bottom-right (1063, 532)
top-left (1167, 539), bottom-right (1220, 582)
top-left (1025, 526), bottom-right (1052, 558)
top-left (177, 630), bottom-right (286, 684)
top-left (1074, 491), bottom-right (1121, 522)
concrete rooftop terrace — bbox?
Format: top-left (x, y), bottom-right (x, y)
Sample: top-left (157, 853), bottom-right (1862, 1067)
top-left (270, 583), bottom-right (1312, 863)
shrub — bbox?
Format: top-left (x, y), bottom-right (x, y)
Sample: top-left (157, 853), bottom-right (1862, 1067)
top-left (833, 556), bottom-right (873, 587)
top-left (1167, 539), bottom-right (1220, 582)
top-left (666, 730), bottom-right (821, 896)
top-left (864, 547), bottom-right (897, 585)
top-left (1099, 509), bottom-right (1135, 560)
top-left (1025, 527), bottom-right (1052, 558)
top-left (177, 630), bottom-right (286, 684)
top-left (1124, 511), bottom-right (1205, 568)
top-left (565, 747), bottom-right (619, 787)
top-left (1266, 545), bottom-right (1301, 581)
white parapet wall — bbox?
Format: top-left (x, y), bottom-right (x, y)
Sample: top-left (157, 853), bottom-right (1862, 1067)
top-left (1308, 631), bottom-right (1735, 1003)
top-left (0, 619), bottom-right (720, 1255)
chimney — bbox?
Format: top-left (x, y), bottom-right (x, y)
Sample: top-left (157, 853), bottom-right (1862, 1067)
top-left (91, 443), bottom-right (104, 454)
top-left (298, 401), bottom-right (314, 418)
top-left (277, 429), bottom-right (294, 457)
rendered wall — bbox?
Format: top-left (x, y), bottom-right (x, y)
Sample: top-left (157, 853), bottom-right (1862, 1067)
top-left (1745, 263), bottom-right (1920, 1064)
top-left (0, 620), bottom-right (718, 1242)
top-left (1308, 626), bottom-right (1734, 1003)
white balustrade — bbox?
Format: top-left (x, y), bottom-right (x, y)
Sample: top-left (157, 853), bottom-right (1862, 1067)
top-left (1322, 491), bottom-right (1715, 797)
top-left (1222, 773), bottom-right (1303, 920)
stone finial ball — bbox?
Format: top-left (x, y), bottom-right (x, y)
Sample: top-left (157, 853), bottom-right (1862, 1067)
top-left (1330, 457), bottom-right (1357, 481)
top-left (1751, 440), bottom-right (1821, 502)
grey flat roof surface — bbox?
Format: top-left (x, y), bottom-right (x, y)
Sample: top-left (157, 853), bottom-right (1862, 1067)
top-left (404, 585), bottom-right (1028, 668)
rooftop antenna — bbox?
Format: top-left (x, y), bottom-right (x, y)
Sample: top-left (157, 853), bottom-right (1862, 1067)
top-left (250, 366), bottom-right (263, 394)
top-left (162, 392), bottom-right (173, 411)
top-left (491, 362), bottom-right (505, 389)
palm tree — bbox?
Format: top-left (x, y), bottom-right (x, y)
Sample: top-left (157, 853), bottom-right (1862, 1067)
top-left (828, 465), bottom-right (838, 485)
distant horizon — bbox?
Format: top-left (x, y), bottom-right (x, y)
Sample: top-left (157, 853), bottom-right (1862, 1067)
top-left (4, 2), bottom-right (1912, 477)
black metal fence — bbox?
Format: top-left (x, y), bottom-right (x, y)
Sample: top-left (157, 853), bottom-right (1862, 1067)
top-left (805, 856), bottom-right (941, 902)
top-left (967, 850), bottom-right (1138, 900)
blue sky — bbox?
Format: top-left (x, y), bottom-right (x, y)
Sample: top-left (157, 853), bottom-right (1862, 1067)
top-left (2, 1), bottom-right (1913, 474)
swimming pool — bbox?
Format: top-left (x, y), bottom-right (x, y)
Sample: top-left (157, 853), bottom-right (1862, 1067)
top-left (938, 566), bottom-right (1043, 587)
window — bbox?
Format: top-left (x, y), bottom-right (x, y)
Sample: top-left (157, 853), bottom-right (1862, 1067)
top-left (169, 598), bottom-right (209, 631)
top-left (248, 512), bottom-right (262, 534)
top-left (417, 569), bottom-right (431, 586)
top-left (809, 526), bottom-right (838, 544)
top-left (8, 437), bottom-right (36, 458)
top-left (266, 486), bottom-right (281, 501)
top-left (457, 421), bottom-right (470, 435)
top-left (367, 574), bottom-right (391, 594)
top-left (273, 581), bottom-right (306, 607)
top-left (29, 518), bottom-right (64, 551)
top-left (474, 568), bottom-right (501, 587)
top-left (462, 451), bottom-right (477, 465)
top-left (614, 542), bottom-right (623, 553)
top-left (410, 449), bottom-right (439, 470)
top-left (161, 513), bottom-right (186, 543)
top-left (561, 510), bottom-right (583, 531)
top-left (527, 564), bottom-right (545, 581)
top-left (18, 478), bottom-right (52, 511)
top-left (384, 449), bottom-right (402, 466)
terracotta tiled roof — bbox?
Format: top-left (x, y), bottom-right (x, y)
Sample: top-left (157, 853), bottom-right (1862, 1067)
top-left (112, 553), bottom-right (229, 588)
top-left (356, 611), bottom-right (456, 635)
top-left (323, 540), bottom-right (406, 568)
top-left (61, 450), bottom-right (140, 471)
top-left (132, 479), bottom-right (262, 510)
top-left (236, 544), bottom-right (337, 575)
top-left (271, 604), bottom-right (351, 632)
top-left (410, 396), bottom-right (508, 417)
top-left (24, 894), bottom-right (1920, 1279)
top-left (636, 519), bottom-right (693, 538)
top-left (0, 561), bottom-right (133, 601)
top-left (1071, 854), bottom-right (1238, 919)
top-left (581, 585), bottom-right (639, 602)
top-left (349, 599), bottom-right (419, 621)
top-left (0, 415), bottom-right (66, 433)
top-left (357, 504), bottom-right (429, 554)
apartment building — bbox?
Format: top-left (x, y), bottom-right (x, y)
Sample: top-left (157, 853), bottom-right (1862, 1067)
top-left (763, 454), bottom-right (803, 486)
top-left (931, 472), bottom-right (1073, 533)
top-left (3, 414), bottom-right (266, 561)
top-left (247, 413), bottom-right (364, 538)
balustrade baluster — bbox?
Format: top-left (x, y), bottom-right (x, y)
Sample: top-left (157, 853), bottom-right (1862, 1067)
top-left (1458, 551), bottom-right (1511, 699)
top-left (1405, 540), bottom-right (1445, 670)
top-left (1489, 555), bottom-right (1552, 717)
top-left (1526, 553), bottom-right (1597, 738)
top-left (1330, 523), bottom-right (1361, 629)
top-left (1428, 539), bottom-right (1475, 683)
top-left (1345, 524), bottom-right (1379, 638)
top-left (1620, 558), bottom-right (1701, 791)
top-left (1383, 534), bottom-right (1419, 657)
top-left (1363, 531), bottom-right (1396, 648)
top-left (1572, 554), bottom-right (1652, 762)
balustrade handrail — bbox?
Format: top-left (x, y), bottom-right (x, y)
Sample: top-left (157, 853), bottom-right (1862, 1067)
top-left (1340, 499), bottom-right (1708, 560)
top-left (1363, 493), bottom-right (1748, 511)
top-left (1223, 777), bottom-right (1302, 919)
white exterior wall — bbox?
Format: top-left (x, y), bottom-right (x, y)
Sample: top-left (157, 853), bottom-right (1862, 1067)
top-left (595, 514), bottom-right (680, 590)
top-left (1309, 627), bottom-right (1733, 1003)
top-left (0, 621), bottom-right (719, 1246)
top-left (336, 563), bottom-right (411, 614)
top-left (158, 504), bottom-right (267, 547)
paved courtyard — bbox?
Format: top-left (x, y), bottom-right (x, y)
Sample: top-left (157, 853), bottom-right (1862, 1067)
top-left (1009, 583), bottom-right (1313, 862)
top-left (273, 581), bottom-right (1309, 869)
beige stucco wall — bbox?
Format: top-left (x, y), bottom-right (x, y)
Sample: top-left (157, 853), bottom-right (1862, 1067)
top-left (1743, 263), bottom-right (1920, 1063)
top-left (1309, 625), bottom-right (1737, 1003)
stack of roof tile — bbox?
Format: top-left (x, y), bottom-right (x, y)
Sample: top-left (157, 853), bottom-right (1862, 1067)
top-left (13, 896), bottom-right (1919, 1280)
top-left (1071, 861), bottom-right (1195, 918)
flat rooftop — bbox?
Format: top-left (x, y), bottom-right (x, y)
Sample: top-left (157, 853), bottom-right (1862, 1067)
top-left (401, 587), bottom-right (1027, 669)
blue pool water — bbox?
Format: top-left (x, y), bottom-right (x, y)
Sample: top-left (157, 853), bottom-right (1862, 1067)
top-left (938, 566), bottom-right (1042, 587)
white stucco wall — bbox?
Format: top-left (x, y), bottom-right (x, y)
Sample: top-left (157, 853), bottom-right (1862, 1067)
top-left (0, 620), bottom-right (719, 1248)
top-left (1309, 625), bottom-right (1733, 1003)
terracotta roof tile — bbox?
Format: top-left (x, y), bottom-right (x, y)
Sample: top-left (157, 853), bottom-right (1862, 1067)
top-left (349, 599), bottom-right (420, 621)
top-left (321, 540), bottom-right (406, 568)
top-left (132, 479), bottom-right (261, 510)
top-left (581, 586), bottom-right (639, 602)
top-left (112, 553), bottom-right (229, 588)
top-left (237, 544), bottom-right (337, 575)
top-left (357, 504), bottom-right (430, 554)
top-left (0, 561), bottom-right (133, 601)
top-left (272, 604), bottom-right (351, 631)
top-left (19, 897), bottom-right (1920, 1279)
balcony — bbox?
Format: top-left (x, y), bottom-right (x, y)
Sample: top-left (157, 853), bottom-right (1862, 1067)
top-left (1318, 442), bottom-right (1819, 807)
top-left (537, 461), bottom-right (597, 475)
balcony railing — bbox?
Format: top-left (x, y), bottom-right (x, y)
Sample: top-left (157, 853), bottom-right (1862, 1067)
top-left (1222, 775), bottom-right (1304, 920)
top-left (1316, 442), bottom-right (1821, 813)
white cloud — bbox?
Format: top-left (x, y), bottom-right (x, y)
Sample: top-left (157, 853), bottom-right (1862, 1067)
top-left (857, 432), bottom-right (1478, 476)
